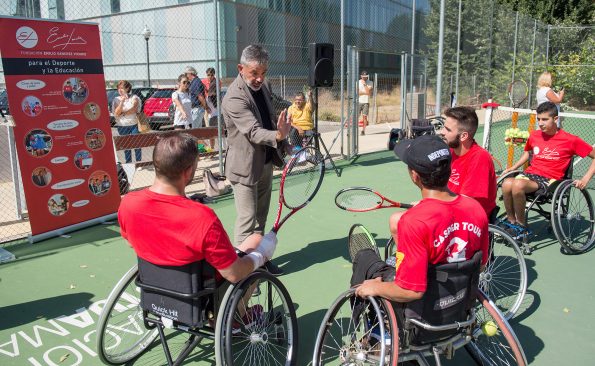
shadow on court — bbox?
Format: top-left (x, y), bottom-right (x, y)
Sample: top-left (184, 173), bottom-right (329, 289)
top-left (0, 292), bottom-right (94, 331)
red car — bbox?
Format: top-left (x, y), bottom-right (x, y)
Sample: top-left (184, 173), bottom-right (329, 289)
top-left (143, 88), bottom-right (174, 130)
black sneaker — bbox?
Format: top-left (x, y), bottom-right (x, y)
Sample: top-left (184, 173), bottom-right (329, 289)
top-left (263, 261), bottom-right (284, 276)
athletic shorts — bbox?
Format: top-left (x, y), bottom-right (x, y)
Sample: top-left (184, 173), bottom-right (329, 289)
top-left (359, 103), bottom-right (369, 116)
top-left (516, 173), bottom-right (557, 195)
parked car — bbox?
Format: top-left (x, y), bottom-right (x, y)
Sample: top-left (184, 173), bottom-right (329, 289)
top-left (143, 88), bottom-right (175, 130)
top-left (0, 89), bottom-right (9, 116)
top-left (166, 87), bottom-right (291, 127)
top-left (107, 87), bottom-right (156, 127)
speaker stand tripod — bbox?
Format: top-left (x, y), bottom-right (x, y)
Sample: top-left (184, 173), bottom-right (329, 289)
top-left (311, 87), bottom-right (341, 177)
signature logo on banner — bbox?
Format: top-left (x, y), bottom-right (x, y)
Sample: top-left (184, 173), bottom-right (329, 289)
top-left (16, 26), bottom-right (38, 48)
top-left (47, 27), bottom-right (88, 50)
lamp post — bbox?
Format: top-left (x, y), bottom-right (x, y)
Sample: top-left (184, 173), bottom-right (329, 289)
top-left (142, 25), bottom-right (151, 87)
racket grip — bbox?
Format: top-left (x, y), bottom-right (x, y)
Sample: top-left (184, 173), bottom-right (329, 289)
top-left (400, 203), bottom-right (413, 209)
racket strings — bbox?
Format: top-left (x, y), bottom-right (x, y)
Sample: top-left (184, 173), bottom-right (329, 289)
top-left (348, 226), bottom-right (379, 263)
top-left (282, 148), bottom-right (324, 209)
top-left (336, 190), bottom-right (382, 211)
top-left (509, 81), bottom-right (528, 107)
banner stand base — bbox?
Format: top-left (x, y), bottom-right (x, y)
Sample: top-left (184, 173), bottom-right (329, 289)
top-left (0, 247), bottom-right (16, 263)
top-left (29, 213), bottom-right (118, 244)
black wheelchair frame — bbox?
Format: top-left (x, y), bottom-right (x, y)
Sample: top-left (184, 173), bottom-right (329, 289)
top-left (496, 161), bottom-right (595, 255)
top-left (96, 259), bottom-right (298, 366)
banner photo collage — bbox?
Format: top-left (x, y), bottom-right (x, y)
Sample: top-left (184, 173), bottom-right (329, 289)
top-left (0, 17), bottom-right (120, 236)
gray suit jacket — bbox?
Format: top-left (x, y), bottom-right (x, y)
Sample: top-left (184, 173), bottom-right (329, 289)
top-left (222, 74), bottom-right (286, 185)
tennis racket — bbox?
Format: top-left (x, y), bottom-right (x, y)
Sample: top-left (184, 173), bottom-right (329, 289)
top-left (348, 224), bottom-right (380, 262)
top-left (335, 187), bottom-right (412, 212)
top-left (272, 146), bottom-right (325, 233)
top-left (507, 80), bottom-right (528, 109)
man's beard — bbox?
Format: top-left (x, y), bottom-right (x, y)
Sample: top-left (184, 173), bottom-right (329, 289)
top-left (242, 74), bottom-right (262, 91)
top-left (444, 135), bottom-right (461, 149)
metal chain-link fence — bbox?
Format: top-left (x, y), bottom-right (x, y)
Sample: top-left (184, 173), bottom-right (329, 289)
top-left (0, 0), bottom-right (592, 244)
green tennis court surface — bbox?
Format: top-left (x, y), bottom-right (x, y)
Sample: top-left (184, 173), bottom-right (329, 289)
top-left (1, 149), bottom-right (594, 365)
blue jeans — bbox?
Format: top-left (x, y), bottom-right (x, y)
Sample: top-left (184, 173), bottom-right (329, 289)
top-left (117, 125), bottom-right (142, 163)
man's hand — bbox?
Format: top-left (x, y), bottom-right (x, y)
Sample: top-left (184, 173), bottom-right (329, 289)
top-left (276, 109), bottom-right (292, 141)
top-left (574, 178), bottom-right (589, 190)
top-left (256, 231), bottom-right (278, 260)
top-left (355, 277), bottom-right (382, 298)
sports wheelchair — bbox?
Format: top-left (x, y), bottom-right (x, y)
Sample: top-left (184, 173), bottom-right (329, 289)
top-left (384, 223), bottom-right (527, 321)
top-left (496, 162), bottom-right (595, 255)
top-left (312, 251), bottom-right (527, 366)
top-left (96, 258), bottom-right (298, 365)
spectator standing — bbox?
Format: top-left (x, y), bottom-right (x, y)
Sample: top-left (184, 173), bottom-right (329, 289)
top-left (536, 71), bottom-right (564, 127)
top-left (112, 80), bottom-right (142, 163)
top-left (358, 70), bottom-right (373, 135)
top-left (172, 74), bottom-right (193, 130)
top-left (184, 66), bottom-right (209, 128)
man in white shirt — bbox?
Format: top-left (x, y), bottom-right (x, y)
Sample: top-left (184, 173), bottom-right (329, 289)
top-left (358, 70), bottom-right (373, 135)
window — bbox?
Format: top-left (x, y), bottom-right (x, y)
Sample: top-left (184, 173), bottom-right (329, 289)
top-left (110, 0), bottom-right (120, 14)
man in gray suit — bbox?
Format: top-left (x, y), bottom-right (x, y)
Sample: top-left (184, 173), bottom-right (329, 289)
top-left (223, 45), bottom-right (291, 275)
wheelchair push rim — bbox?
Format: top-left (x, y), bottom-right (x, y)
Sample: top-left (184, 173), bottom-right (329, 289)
top-left (466, 289), bottom-right (527, 366)
top-left (221, 270), bottom-right (298, 366)
top-left (312, 288), bottom-right (398, 366)
top-left (551, 180), bottom-right (595, 254)
top-left (96, 265), bottom-right (158, 365)
top-left (480, 225), bottom-right (527, 320)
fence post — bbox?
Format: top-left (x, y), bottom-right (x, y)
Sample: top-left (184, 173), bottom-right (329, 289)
top-left (373, 72), bottom-right (378, 125)
top-left (400, 53), bottom-right (407, 130)
top-left (435, 0), bottom-right (446, 116)
top-left (454, 0), bottom-right (462, 105)
top-left (340, 0), bottom-right (345, 158)
top-left (527, 19), bottom-right (537, 109)
top-left (510, 11), bottom-right (519, 101)
top-left (214, 0), bottom-right (224, 174)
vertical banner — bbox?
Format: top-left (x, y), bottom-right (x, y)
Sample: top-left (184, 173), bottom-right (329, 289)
top-left (0, 17), bottom-right (120, 237)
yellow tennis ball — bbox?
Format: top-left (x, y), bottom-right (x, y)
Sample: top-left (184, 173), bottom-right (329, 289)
top-left (481, 320), bottom-right (499, 337)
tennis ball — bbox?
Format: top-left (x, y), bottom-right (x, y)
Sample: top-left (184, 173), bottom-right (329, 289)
top-left (481, 320), bottom-right (498, 337)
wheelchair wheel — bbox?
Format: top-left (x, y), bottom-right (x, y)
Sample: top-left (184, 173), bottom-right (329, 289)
top-left (479, 225), bottom-right (527, 320)
top-left (312, 289), bottom-right (398, 366)
top-left (221, 270), bottom-right (298, 366)
top-left (551, 180), bottom-right (595, 254)
top-left (465, 289), bottom-right (527, 366)
top-left (96, 266), bottom-right (158, 365)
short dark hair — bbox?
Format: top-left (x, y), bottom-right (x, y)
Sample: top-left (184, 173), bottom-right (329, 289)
top-left (206, 67), bottom-right (215, 75)
top-left (444, 106), bottom-right (478, 137)
top-left (153, 134), bottom-right (199, 181)
top-left (411, 159), bottom-right (451, 189)
top-left (536, 101), bottom-right (558, 117)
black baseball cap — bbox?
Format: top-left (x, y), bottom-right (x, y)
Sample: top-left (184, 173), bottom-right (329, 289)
top-left (393, 135), bottom-right (451, 175)
top-left (360, 70), bottom-right (369, 76)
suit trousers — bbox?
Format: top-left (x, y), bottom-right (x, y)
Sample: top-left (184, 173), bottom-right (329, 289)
top-left (231, 162), bottom-right (273, 245)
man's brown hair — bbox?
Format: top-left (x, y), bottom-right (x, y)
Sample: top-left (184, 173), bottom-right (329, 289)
top-left (444, 106), bottom-right (478, 138)
top-left (153, 133), bottom-right (199, 181)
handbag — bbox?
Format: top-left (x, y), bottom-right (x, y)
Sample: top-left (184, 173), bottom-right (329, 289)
top-left (203, 169), bottom-right (229, 197)
top-left (137, 112), bottom-right (151, 134)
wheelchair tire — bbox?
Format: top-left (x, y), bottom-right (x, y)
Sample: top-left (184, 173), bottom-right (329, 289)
top-left (387, 226), bottom-right (527, 321)
top-left (465, 289), bottom-right (527, 366)
top-left (480, 225), bottom-right (527, 320)
top-left (96, 265), bottom-right (158, 365)
top-left (551, 180), bottom-right (595, 254)
top-left (221, 270), bottom-right (298, 366)
top-left (312, 289), bottom-right (390, 366)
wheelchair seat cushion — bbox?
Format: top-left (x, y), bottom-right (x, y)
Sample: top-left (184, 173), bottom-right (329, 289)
top-left (404, 250), bottom-right (482, 345)
top-left (138, 257), bottom-right (214, 327)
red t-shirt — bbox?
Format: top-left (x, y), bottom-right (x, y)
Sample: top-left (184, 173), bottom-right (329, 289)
top-left (448, 142), bottom-right (497, 216)
top-left (525, 129), bottom-right (592, 180)
top-left (118, 189), bottom-right (237, 269)
top-left (394, 195), bottom-right (489, 292)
